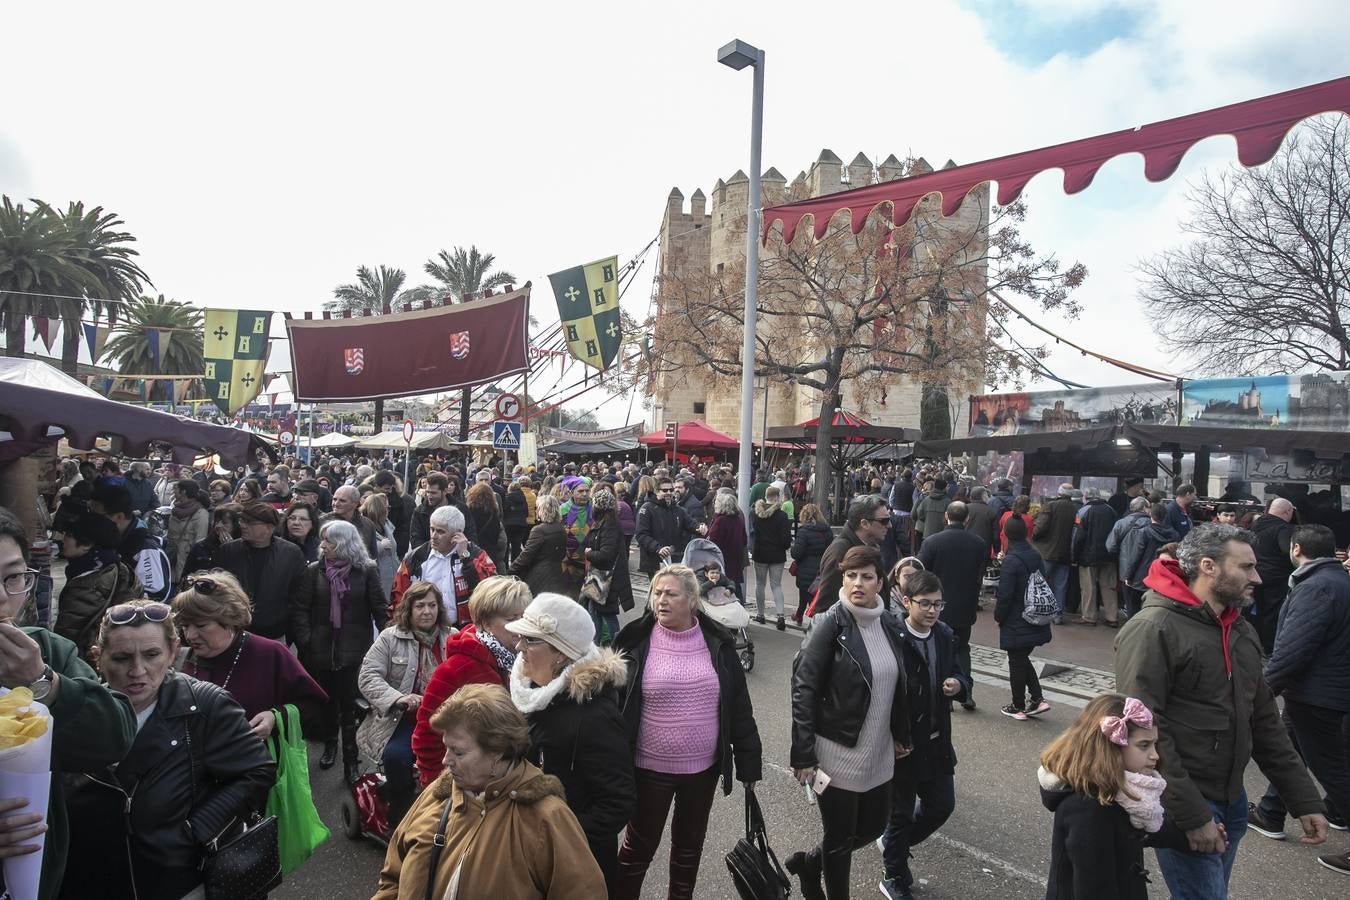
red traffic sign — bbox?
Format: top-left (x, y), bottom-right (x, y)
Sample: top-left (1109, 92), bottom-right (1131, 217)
top-left (664, 422), bottom-right (678, 439)
top-left (495, 393), bottom-right (521, 420)
top-left (402, 419), bottom-right (415, 443)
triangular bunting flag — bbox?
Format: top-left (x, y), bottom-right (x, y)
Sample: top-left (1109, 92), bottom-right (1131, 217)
top-left (31, 316), bottom-right (58, 353)
top-left (146, 330), bottom-right (162, 370)
top-left (83, 322), bottom-right (111, 362)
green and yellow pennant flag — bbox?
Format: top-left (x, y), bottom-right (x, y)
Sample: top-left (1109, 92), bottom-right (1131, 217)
top-left (548, 256), bottom-right (620, 371)
top-left (202, 309), bottom-right (272, 415)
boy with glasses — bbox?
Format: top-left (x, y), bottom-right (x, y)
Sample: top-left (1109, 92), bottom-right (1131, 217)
top-left (0, 506), bottom-right (136, 900)
top-left (879, 570), bottom-right (970, 900)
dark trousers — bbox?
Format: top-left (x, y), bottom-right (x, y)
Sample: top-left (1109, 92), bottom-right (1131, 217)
top-left (381, 713), bottom-right (416, 828)
top-left (315, 666), bottom-right (360, 747)
top-left (810, 781), bottom-right (891, 899)
top-left (617, 765), bottom-right (719, 900)
top-left (797, 585), bottom-right (813, 620)
top-left (1258, 701), bottom-right (1348, 826)
top-left (949, 625), bottom-right (973, 701)
top-left (1006, 648), bottom-right (1042, 709)
top-left (1255, 596), bottom-right (1287, 657)
top-left (882, 767), bottom-right (956, 885)
top-left (506, 525), bottom-right (530, 564)
top-left (1121, 585), bottom-right (1144, 618)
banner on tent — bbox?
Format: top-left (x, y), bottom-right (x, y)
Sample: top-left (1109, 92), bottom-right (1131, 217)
top-left (285, 286), bottom-right (530, 402)
top-left (969, 383), bottom-right (1179, 436)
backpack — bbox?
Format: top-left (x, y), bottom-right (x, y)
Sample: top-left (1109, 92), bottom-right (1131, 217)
top-left (1022, 568), bottom-right (1058, 625)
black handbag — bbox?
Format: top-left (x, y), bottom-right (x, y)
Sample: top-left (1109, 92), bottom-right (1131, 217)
top-left (202, 814), bottom-right (284, 900)
top-left (725, 787), bottom-right (791, 900)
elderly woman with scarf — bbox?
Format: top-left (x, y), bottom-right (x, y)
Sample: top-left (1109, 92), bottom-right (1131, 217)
top-left (294, 518), bottom-right (388, 782)
top-left (559, 476), bottom-right (594, 591)
top-left (358, 580), bottom-right (456, 827)
top-left (508, 593), bottom-right (635, 898)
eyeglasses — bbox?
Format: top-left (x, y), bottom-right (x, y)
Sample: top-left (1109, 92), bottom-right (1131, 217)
top-left (518, 636), bottom-right (548, 647)
top-left (105, 602), bottom-right (173, 625)
top-left (908, 600), bottom-right (946, 612)
top-left (183, 576), bottom-right (219, 594)
top-left (1, 569), bottom-right (40, 597)
top-left (657, 488), bottom-right (673, 493)
top-left (870, 517), bottom-right (891, 524)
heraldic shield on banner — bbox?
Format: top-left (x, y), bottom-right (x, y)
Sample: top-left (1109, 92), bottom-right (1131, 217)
top-left (548, 256), bottom-right (620, 371)
top-left (203, 309), bottom-right (272, 414)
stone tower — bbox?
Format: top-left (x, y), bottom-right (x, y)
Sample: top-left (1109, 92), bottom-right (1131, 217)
top-left (652, 150), bottom-right (987, 444)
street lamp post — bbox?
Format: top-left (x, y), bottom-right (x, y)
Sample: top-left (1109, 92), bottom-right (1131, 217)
top-left (718, 38), bottom-right (764, 532)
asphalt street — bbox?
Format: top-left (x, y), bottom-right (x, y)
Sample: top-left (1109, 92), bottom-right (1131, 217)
top-left (279, 569), bottom-right (1349, 899)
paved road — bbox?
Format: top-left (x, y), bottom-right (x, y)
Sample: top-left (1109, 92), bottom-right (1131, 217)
top-left (279, 570), bottom-right (1347, 899)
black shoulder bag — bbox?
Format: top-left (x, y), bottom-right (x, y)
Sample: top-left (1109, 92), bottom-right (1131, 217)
top-left (184, 682), bottom-right (283, 900)
top-left (725, 786), bottom-right (790, 900)
top-left (424, 797), bottom-right (455, 900)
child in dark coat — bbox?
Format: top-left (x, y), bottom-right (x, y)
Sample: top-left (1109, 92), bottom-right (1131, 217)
top-left (1038, 693), bottom-right (1197, 899)
top-left (696, 561), bottom-right (743, 605)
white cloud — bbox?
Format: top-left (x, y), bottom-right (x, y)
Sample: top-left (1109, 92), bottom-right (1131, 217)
top-left (3, 0), bottom-right (1346, 422)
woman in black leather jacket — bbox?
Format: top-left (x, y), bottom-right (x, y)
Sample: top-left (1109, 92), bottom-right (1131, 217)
top-left (788, 544), bottom-right (911, 900)
top-left (63, 599), bottom-right (275, 900)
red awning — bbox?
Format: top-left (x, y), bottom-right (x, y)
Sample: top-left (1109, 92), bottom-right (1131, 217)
top-left (798, 409), bottom-right (871, 428)
top-left (762, 76), bottom-right (1350, 244)
top-left (637, 420), bottom-right (740, 450)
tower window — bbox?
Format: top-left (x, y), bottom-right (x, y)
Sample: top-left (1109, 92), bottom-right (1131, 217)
top-left (693, 402), bottom-right (706, 415)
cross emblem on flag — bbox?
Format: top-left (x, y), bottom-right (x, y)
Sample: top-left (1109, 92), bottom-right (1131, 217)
top-left (345, 348), bottom-right (365, 375)
top-left (449, 331), bottom-right (471, 360)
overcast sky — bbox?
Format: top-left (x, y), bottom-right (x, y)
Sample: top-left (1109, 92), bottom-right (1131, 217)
top-left (5, 0), bottom-right (1348, 427)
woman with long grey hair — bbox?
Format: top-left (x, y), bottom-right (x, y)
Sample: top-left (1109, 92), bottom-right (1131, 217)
top-left (295, 518), bottom-right (388, 781)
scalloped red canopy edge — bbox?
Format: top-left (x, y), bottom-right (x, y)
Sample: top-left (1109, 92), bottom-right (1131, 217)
top-left (762, 76), bottom-right (1350, 244)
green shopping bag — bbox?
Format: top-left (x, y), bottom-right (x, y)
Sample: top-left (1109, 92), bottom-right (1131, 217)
top-left (266, 704), bottom-right (330, 874)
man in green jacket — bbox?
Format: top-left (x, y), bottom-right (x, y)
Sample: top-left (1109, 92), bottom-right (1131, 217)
top-left (0, 506), bottom-right (137, 900)
top-left (1115, 523), bottom-right (1327, 899)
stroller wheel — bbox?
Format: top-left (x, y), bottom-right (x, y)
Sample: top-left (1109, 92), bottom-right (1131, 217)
top-left (740, 649), bottom-right (755, 672)
top-left (340, 792), bottom-right (363, 839)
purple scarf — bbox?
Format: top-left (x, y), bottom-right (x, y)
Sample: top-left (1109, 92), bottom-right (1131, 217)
top-left (324, 557), bottom-right (353, 630)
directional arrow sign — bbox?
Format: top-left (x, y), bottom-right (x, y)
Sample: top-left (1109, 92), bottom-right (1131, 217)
top-left (492, 420), bottom-right (522, 450)
top-left (495, 393), bottom-right (521, 420)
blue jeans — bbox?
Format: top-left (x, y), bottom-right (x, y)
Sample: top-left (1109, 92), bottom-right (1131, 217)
top-left (1154, 790), bottom-right (1247, 900)
top-left (1042, 561), bottom-right (1072, 616)
top-left (381, 713), bottom-right (416, 828)
top-left (590, 605), bottom-right (620, 646)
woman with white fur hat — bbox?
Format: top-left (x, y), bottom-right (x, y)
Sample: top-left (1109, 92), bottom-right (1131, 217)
top-left (507, 593), bottom-right (636, 899)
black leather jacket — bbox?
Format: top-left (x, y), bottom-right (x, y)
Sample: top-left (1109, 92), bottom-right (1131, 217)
top-left (64, 672), bottom-right (275, 895)
top-left (791, 600), bottom-right (911, 769)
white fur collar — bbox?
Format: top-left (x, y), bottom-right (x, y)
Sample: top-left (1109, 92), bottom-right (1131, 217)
top-left (509, 646), bottom-right (600, 714)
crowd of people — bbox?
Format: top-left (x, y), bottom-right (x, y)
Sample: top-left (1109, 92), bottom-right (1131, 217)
top-left (0, 445), bottom-right (1345, 899)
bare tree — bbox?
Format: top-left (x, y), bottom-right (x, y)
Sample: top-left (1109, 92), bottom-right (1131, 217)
top-left (633, 171), bottom-right (1085, 512)
top-left (1139, 115), bottom-right (1350, 373)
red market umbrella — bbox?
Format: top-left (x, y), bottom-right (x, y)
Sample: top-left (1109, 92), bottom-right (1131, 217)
top-left (638, 420), bottom-right (740, 451)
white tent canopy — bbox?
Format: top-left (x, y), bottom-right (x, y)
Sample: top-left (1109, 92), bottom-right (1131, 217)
top-left (304, 432), bottom-right (359, 448)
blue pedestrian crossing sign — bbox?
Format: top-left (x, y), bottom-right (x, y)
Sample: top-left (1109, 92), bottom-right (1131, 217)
top-left (492, 420), bottom-right (522, 450)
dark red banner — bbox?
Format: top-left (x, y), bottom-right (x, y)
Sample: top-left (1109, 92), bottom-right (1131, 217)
top-left (285, 287), bottom-right (531, 401)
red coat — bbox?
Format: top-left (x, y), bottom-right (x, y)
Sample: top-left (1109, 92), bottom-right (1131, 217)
top-left (411, 625), bottom-right (509, 786)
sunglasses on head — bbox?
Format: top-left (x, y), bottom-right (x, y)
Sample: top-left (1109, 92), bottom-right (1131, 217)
top-left (105, 602), bottom-right (173, 626)
top-left (183, 576), bottom-right (219, 594)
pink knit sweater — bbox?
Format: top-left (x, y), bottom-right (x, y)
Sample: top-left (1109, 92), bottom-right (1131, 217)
top-left (636, 621), bottom-right (720, 774)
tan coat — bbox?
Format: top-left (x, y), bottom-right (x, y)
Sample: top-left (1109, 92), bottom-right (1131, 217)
top-left (372, 760), bottom-right (604, 900)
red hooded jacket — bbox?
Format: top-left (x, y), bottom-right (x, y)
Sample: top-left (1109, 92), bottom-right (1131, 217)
top-left (410, 625), bottom-right (509, 786)
top-left (1142, 557), bottom-right (1241, 674)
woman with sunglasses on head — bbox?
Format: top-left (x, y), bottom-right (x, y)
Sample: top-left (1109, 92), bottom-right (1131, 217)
top-left (173, 570), bottom-right (327, 737)
top-left (357, 581), bottom-right (456, 828)
top-left (63, 600), bottom-right (275, 900)
top-left (294, 519), bottom-right (387, 782)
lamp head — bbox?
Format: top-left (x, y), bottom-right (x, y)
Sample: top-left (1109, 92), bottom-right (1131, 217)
top-left (717, 39), bottom-right (761, 70)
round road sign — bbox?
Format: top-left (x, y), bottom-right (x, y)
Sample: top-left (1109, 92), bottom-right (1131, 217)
top-left (402, 419), bottom-right (416, 443)
top-left (495, 393), bottom-right (521, 420)
top-left (278, 430), bottom-right (295, 446)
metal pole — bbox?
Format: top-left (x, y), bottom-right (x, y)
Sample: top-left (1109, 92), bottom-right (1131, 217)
top-left (307, 402), bottom-right (315, 464)
top-left (760, 376), bottom-right (769, 470)
top-left (728, 44), bottom-right (763, 532)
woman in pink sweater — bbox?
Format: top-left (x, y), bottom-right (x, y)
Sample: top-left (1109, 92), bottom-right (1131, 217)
top-left (612, 564), bottom-right (763, 900)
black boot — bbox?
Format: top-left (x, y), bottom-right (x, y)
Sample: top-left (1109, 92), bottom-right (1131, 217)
top-left (319, 740), bottom-right (338, 770)
top-left (342, 729), bottom-right (360, 785)
top-left (785, 849), bottom-right (825, 900)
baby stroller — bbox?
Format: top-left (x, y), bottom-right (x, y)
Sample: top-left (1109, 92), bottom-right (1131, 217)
top-left (681, 539), bottom-right (755, 672)
top-left (339, 698), bottom-right (397, 845)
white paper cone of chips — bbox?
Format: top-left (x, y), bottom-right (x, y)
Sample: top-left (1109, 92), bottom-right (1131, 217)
top-left (0, 691), bottom-right (52, 900)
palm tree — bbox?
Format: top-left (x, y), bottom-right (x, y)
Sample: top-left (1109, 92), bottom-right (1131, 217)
top-left (101, 294), bottom-right (204, 376)
top-left (52, 202), bottom-right (151, 374)
top-left (417, 246), bottom-right (517, 438)
top-left (326, 265), bottom-right (413, 315)
top-left (0, 197), bottom-right (98, 361)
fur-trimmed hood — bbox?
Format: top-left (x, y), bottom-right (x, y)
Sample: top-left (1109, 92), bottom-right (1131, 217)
top-left (432, 759), bottom-right (566, 803)
top-left (564, 646), bottom-right (628, 703)
top-left (754, 499), bottom-right (782, 519)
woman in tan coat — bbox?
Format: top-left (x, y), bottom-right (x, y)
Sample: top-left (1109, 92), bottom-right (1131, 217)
top-left (373, 682), bottom-right (604, 900)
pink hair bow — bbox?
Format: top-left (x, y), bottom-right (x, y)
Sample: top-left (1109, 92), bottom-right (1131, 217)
top-left (1100, 697), bottom-right (1154, 746)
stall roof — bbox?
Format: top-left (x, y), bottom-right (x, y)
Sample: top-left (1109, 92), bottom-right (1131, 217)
top-left (911, 423), bottom-right (1350, 459)
top-left (0, 358), bottom-right (265, 466)
top-left (543, 438), bottom-right (640, 455)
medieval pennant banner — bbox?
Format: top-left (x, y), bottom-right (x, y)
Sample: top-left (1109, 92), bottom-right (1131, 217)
top-left (548, 256), bottom-right (620, 372)
top-left (285, 285), bottom-right (531, 402)
top-left (202, 309), bottom-right (273, 415)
